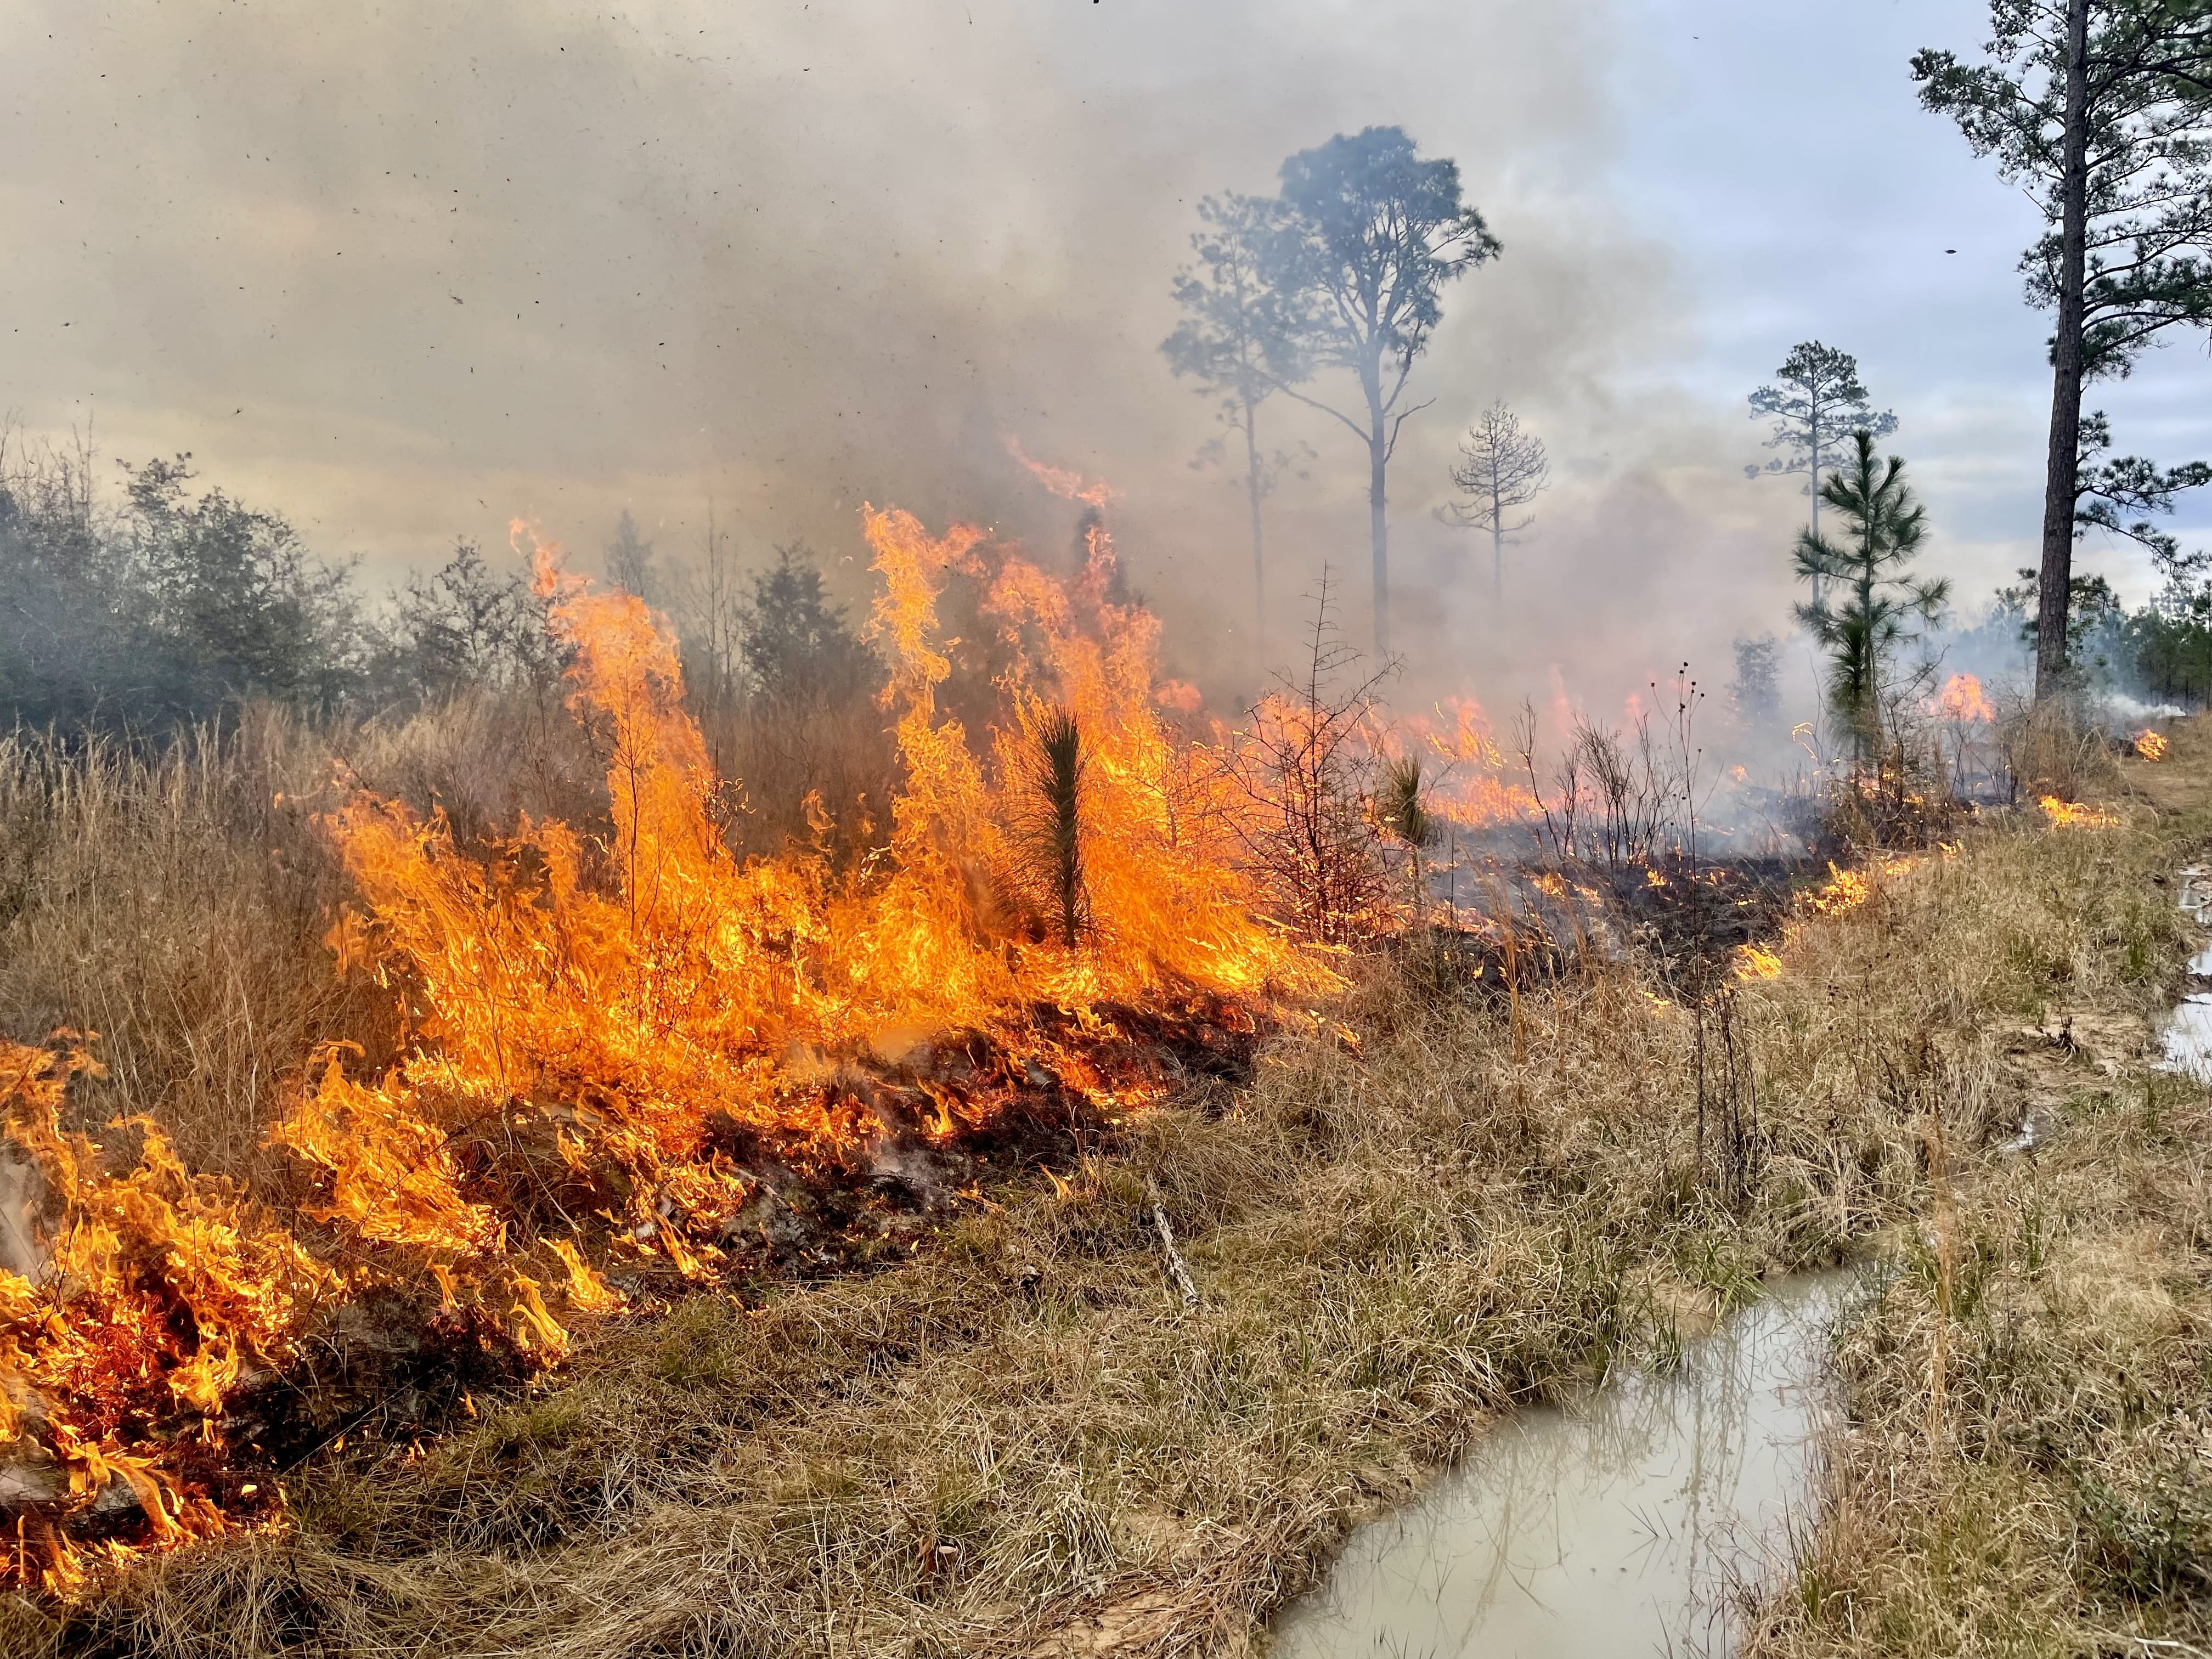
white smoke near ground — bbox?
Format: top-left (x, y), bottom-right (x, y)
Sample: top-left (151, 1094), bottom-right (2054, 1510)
top-left (2097, 691), bottom-right (2188, 725)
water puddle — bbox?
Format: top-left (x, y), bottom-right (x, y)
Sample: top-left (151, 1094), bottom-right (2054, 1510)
top-left (2160, 997), bottom-right (2212, 1082)
top-left (1270, 1272), bottom-right (1851, 1659)
top-left (2160, 868), bottom-right (2212, 1081)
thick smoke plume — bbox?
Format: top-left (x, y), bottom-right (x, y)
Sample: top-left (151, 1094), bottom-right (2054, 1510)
top-left (4, 0), bottom-right (1824, 726)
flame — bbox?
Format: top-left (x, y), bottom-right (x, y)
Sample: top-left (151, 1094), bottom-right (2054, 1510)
top-left (1935, 673), bottom-right (1994, 723)
top-left (2039, 795), bottom-right (2121, 828)
top-left (2135, 729), bottom-right (2169, 761)
top-left (1003, 436), bottom-right (1116, 509)
top-left (1804, 853), bottom-right (1925, 917)
top-left (1734, 943), bottom-right (1784, 980)
top-left (1155, 679), bottom-right (1203, 714)
top-left (1406, 696), bottom-right (1539, 831)
top-left (3, 496), bottom-right (1333, 1593)
top-left (0, 1036), bottom-right (331, 1591)
top-left (288, 510), bottom-right (1314, 1330)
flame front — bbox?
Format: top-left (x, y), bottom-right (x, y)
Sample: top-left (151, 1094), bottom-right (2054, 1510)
top-left (300, 509), bottom-right (1316, 1307)
top-left (0, 502), bottom-right (1327, 1592)
top-left (1935, 672), bottom-right (1994, 723)
top-left (2040, 795), bottom-right (2121, 828)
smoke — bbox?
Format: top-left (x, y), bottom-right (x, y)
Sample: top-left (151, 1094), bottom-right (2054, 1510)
top-left (2, 0), bottom-right (1831, 728)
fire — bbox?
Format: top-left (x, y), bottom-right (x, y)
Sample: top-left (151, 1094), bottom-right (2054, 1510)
top-left (1, 1037), bottom-right (332, 1592)
top-left (1409, 696), bottom-right (1539, 831)
top-left (1005, 435), bottom-right (1116, 509)
top-left (1, 498), bottom-right (1327, 1593)
top-left (297, 510), bottom-right (1313, 1313)
top-left (1805, 853), bottom-right (1925, 917)
top-left (1734, 943), bottom-right (1784, 980)
top-left (1808, 864), bottom-right (1871, 915)
top-left (2039, 795), bottom-right (2121, 828)
top-left (1935, 672), bottom-right (1994, 723)
top-left (2135, 729), bottom-right (2169, 761)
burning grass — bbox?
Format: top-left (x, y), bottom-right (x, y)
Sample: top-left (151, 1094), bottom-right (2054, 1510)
top-left (4, 706), bottom-right (2191, 1655)
top-left (0, 505), bottom-right (1323, 1595)
top-left (3, 471), bottom-right (2200, 1645)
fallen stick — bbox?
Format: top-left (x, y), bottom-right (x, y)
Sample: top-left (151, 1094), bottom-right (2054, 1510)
top-left (1146, 1177), bottom-right (1199, 1311)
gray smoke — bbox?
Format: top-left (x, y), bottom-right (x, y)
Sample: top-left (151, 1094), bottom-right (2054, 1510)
top-left (1, 0), bottom-right (1836, 729)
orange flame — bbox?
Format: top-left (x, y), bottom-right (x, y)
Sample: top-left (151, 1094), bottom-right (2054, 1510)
top-left (1, 1037), bottom-right (331, 1590)
top-left (2039, 795), bottom-right (2121, 828)
top-left (1404, 696), bottom-right (1539, 831)
top-left (2, 496), bottom-right (1336, 1594)
top-left (1935, 672), bottom-right (1994, 723)
top-left (1734, 943), bottom-right (1784, 980)
top-left (1004, 436), bottom-right (1116, 509)
top-left (290, 506), bottom-right (1317, 1335)
top-left (2135, 729), bottom-right (2169, 761)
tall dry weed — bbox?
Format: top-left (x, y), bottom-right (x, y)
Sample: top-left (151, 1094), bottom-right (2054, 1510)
top-left (0, 713), bottom-right (381, 1178)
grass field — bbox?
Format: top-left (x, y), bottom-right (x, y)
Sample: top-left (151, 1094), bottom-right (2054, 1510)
top-left (1746, 726), bottom-right (2212, 1658)
top-left (2, 714), bottom-right (2203, 1657)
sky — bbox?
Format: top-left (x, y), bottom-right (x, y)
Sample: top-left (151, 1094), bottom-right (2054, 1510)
top-left (4, 0), bottom-right (2209, 719)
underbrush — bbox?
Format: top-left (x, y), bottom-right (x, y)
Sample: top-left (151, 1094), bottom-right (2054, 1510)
top-left (2, 749), bottom-right (2186, 1657)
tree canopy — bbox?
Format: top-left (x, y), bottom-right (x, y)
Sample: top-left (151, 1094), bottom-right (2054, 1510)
top-left (1266, 126), bottom-right (1499, 654)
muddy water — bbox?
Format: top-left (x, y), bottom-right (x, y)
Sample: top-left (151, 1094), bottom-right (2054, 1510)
top-left (2160, 868), bottom-right (2212, 1081)
top-left (1270, 1273), bottom-right (1851, 1659)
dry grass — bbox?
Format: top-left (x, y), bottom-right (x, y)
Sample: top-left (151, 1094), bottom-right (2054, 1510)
top-left (0, 697), bottom-right (610, 1182)
top-left (0, 714), bottom-right (382, 1178)
top-left (9, 794), bottom-right (2189, 1644)
top-left (0, 705), bottom-right (2197, 1657)
top-left (1745, 727), bottom-right (2212, 1658)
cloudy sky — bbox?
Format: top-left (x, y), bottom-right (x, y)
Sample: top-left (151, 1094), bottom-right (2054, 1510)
top-left (5, 0), bottom-right (2208, 714)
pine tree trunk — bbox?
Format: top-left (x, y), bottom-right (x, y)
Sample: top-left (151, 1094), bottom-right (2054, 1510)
top-left (1491, 469), bottom-right (1504, 606)
top-left (2037, 0), bottom-right (2093, 702)
top-left (1369, 423), bottom-right (1389, 658)
top-left (1809, 414), bottom-right (1824, 611)
top-left (1243, 397), bottom-right (1266, 664)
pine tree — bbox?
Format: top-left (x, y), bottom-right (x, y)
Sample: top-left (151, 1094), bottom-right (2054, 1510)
top-left (1162, 193), bottom-right (1310, 662)
top-left (1267, 127), bottom-right (1499, 657)
top-left (1746, 342), bottom-right (1896, 607)
top-left (1915, 0), bottom-right (2212, 695)
top-left (1441, 402), bottom-right (1549, 605)
top-left (1792, 432), bottom-right (1949, 771)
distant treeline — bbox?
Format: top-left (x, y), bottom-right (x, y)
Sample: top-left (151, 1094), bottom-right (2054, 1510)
top-left (1985, 565), bottom-right (2212, 708)
top-left (0, 438), bottom-right (876, 735)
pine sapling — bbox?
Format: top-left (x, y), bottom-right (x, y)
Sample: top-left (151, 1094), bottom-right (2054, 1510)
top-left (1031, 707), bottom-right (1087, 947)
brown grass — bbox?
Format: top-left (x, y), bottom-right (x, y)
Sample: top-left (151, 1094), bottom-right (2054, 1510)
top-left (1744, 725), bottom-right (2212, 1658)
top-left (0, 714), bottom-right (379, 1177)
top-left (0, 704), bottom-right (2198, 1658)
